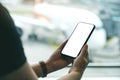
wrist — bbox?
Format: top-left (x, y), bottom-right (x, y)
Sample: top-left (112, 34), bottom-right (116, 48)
top-left (69, 69), bottom-right (84, 79)
top-left (70, 71), bottom-right (83, 79)
top-left (70, 71), bottom-right (82, 75)
top-left (39, 61), bottom-right (48, 77)
top-left (37, 61), bottom-right (54, 77)
top-left (32, 61), bottom-right (54, 77)
top-left (45, 61), bottom-right (54, 73)
top-left (69, 67), bottom-right (85, 75)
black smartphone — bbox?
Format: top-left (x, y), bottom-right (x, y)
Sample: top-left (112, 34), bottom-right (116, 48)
top-left (61, 22), bottom-right (95, 58)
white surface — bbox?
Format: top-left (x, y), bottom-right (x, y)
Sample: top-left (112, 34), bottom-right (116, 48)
top-left (38, 77), bottom-right (120, 80)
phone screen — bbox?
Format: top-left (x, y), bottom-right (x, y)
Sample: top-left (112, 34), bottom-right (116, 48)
top-left (61, 22), bottom-right (95, 58)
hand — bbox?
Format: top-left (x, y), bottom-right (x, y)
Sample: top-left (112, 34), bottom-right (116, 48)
top-left (69, 44), bottom-right (89, 74)
top-left (46, 40), bottom-right (73, 73)
top-left (58, 44), bottom-right (89, 80)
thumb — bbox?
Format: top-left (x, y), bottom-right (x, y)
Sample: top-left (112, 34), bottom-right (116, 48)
top-left (58, 40), bottom-right (68, 50)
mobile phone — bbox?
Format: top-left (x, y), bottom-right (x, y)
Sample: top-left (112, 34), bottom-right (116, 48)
top-left (61, 22), bottom-right (95, 58)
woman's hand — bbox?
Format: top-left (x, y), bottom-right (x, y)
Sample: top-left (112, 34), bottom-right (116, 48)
top-left (58, 44), bottom-right (89, 80)
top-left (46, 40), bottom-right (73, 73)
top-left (69, 44), bottom-right (89, 74)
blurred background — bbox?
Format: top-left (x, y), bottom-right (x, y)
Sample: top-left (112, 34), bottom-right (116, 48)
top-left (1, 0), bottom-right (120, 80)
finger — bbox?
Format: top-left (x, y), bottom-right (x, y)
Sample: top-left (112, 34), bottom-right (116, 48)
top-left (80, 44), bottom-right (88, 56)
top-left (84, 50), bottom-right (89, 63)
top-left (84, 50), bottom-right (88, 57)
top-left (58, 39), bottom-right (68, 50)
top-left (84, 56), bottom-right (89, 64)
top-left (85, 48), bottom-right (89, 62)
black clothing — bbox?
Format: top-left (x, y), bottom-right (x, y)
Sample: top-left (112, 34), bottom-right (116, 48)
top-left (0, 3), bottom-right (26, 76)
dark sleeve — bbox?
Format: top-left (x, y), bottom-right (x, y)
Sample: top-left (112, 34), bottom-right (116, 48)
top-left (0, 3), bottom-right (26, 76)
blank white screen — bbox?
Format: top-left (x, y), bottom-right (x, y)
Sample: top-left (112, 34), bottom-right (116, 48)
top-left (62, 22), bottom-right (94, 58)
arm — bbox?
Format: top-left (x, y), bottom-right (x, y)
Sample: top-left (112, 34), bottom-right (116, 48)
top-left (32, 40), bottom-right (73, 77)
top-left (58, 72), bottom-right (82, 80)
top-left (0, 62), bottom-right (38, 80)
